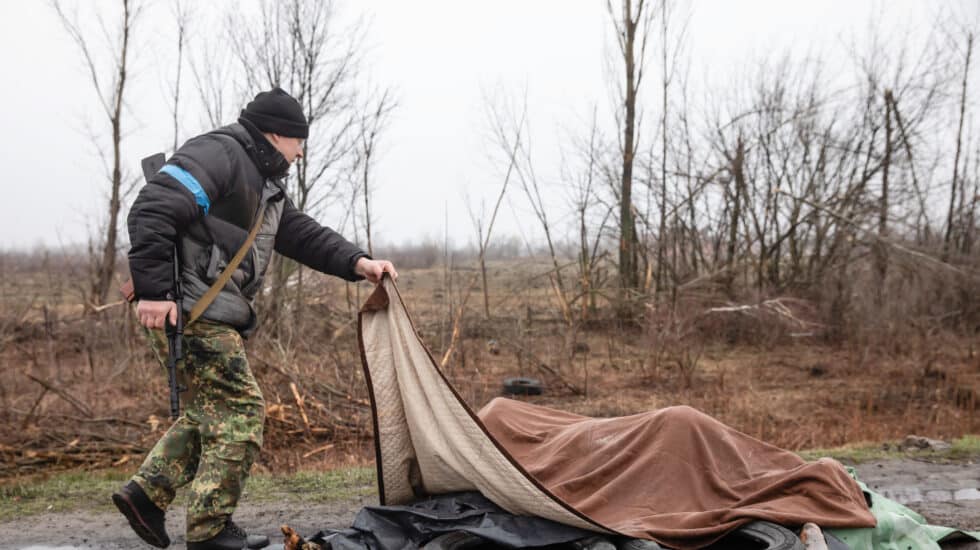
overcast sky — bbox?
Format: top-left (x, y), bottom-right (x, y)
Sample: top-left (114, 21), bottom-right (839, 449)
top-left (1, 0), bottom-right (970, 252)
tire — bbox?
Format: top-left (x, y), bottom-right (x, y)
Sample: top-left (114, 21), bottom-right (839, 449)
top-left (712, 521), bottom-right (804, 550)
top-left (501, 377), bottom-right (543, 396)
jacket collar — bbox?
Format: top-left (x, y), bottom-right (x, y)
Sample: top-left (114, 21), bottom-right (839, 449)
top-left (216, 120), bottom-right (292, 180)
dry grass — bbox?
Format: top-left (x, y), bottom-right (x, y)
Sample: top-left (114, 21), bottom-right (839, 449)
top-left (0, 254), bottom-right (977, 479)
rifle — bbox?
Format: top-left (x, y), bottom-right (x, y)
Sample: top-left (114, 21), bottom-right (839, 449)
top-left (164, 288), bottom-right (185, 420)
top-left (141, 153), bottom-right (186, 420)
top-left (130, 152), bottom-right (262, 419)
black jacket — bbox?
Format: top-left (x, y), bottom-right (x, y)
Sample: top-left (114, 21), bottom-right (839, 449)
top-left (127, 121), bottom-right (367, 333)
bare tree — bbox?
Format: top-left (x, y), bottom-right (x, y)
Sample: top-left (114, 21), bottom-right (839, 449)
top-left (440, 140), bottom-right (518, 365)
top-left (169, 0), bottom-right (191, 152)
top-left (965, 149), bottom-right (979, 254)
top-left (654, 0), bottom-right (689, 296)
top-left (488, 92), bottom-right (573, 323)
top-left (723, 137), bottom-right (746, 300)
top-left (464, 195), bottom-right (491, 320)
top-left (875, 89), bottom-right (894, 304)
top-left (354, 88), bottom-right (397, 257)
top-left (944, 29), bottom-right (973, 258)
top-left (232, 0), bottom-right (361, 214)
top-left (52, 0), bottom-right (141, 306)
top-left (607, 0), bottom-right (654, 316)
top-left (227, 0), bottom-right (365, 333)
top-left (189, 26), bottom-right (243, 129)
top-left (567, 107), bottom-right (614, 321)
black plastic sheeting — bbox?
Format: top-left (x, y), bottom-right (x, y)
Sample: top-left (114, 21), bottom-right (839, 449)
top-left (301, 492), bottom-right (602, 549)
top-left (280, 491), bottom-right (852, 550)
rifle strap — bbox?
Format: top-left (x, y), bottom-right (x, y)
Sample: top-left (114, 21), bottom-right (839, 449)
top-left (187, 202), bottom-right (267, 326)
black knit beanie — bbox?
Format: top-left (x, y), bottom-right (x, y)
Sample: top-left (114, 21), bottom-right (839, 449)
top-left (239, 87), bottom-right (309, 139)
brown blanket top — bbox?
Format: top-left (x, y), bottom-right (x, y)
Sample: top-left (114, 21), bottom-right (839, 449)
top-left (358, 279), bottom-right (875, 549)
top-left (478, 398), bottom-right (875, 548)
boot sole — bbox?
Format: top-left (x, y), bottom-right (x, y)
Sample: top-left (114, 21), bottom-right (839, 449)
top-left (112, 491), bottom-right (170, 548)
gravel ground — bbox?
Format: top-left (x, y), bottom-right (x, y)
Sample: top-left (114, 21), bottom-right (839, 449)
top-left (0, 459), bottom-right (976, 550)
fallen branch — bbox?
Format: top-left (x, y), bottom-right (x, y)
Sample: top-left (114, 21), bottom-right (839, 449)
top-left (26, 374), bottom-right (92, 418)
top-left (9, 408), bottom-right (143, 428)
top-left (20, 387), bottom-right (49, 430)
top-left (289, 382), bottom-right (312, 437)
top-left (329, 318), bottom-right (356, 342)
top-left (704, 298), bottom-right (821, 330)
top-left (249, 352), bottom-right (369, 409)
top-left (301, 443), bottom-right (335, 459)
top-left (88, 300), bottom-right (127, 313)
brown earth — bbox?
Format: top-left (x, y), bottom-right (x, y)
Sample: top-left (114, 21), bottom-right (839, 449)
top-left (1, 262), bottom-right (978, 475)
top-left (0, 261), bottom-right (978, 549)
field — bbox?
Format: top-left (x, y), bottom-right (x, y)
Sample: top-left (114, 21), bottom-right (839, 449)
top-left (0, 256), bottom-right (977, 477)
top-left (0, 254), bottom-right (978, 547)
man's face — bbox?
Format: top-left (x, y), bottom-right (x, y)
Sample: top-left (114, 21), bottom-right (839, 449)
top-left (267, 134), bottom-right (305, 163)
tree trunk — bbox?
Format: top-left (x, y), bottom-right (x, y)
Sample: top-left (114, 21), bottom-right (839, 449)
top-left (579, 205), bottom-right (591, 321)
top-left (656, 0), bottom-right (669, 297)
top-left (875, 90), bottom-right (893, 306)
top-left (480, 250), bottom-right (490, 320)
top-left (944, 33), bottom-right (973, 259)
top-left (724, 137), bottom-right (745, 300)
top-left (93, 0), bottom-right (132, 306)
top-left (363, 151), bottom-right (374, 257)
top-left (617, 0), bottom-right (641, 316)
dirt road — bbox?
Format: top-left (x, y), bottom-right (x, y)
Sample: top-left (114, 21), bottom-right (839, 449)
top-left (1, 459), bottom-right (977, 550)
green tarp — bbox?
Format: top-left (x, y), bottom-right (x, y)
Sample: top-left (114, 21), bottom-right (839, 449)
top-left (829, 468), bottom-right (979, 550)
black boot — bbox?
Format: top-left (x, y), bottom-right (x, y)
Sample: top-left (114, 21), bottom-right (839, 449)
top-left (111, 480), bottom-right (170, 548)
top-left (187, 520), bottom-right (270, 550)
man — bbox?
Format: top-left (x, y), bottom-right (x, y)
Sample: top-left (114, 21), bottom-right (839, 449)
top-left (113, 87), bottom-right (397, 550)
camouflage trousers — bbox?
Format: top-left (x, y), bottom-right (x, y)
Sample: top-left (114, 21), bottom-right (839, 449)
top-left (132, 320), bottom-right (265, 542)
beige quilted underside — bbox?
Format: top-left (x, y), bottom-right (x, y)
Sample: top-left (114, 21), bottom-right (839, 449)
top-left (360, 278), bottom-right (605, 532)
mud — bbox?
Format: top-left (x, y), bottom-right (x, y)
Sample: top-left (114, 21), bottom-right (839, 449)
top-left (0, 495), bottom-right (376, 550)
top-left (0, 459), bottom-right (976, 550)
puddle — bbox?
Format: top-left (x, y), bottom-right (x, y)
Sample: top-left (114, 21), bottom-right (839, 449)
top-left (877, 486), bottom-right (980, 504)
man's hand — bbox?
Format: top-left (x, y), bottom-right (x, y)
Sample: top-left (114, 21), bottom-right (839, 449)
top-left (137, 300), bottom-right (178, 330)
top-left (355, 257), bottom-right (398, 284)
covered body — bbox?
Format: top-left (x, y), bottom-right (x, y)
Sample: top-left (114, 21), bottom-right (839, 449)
top-left (357, 279), bottom-right (875, 550)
